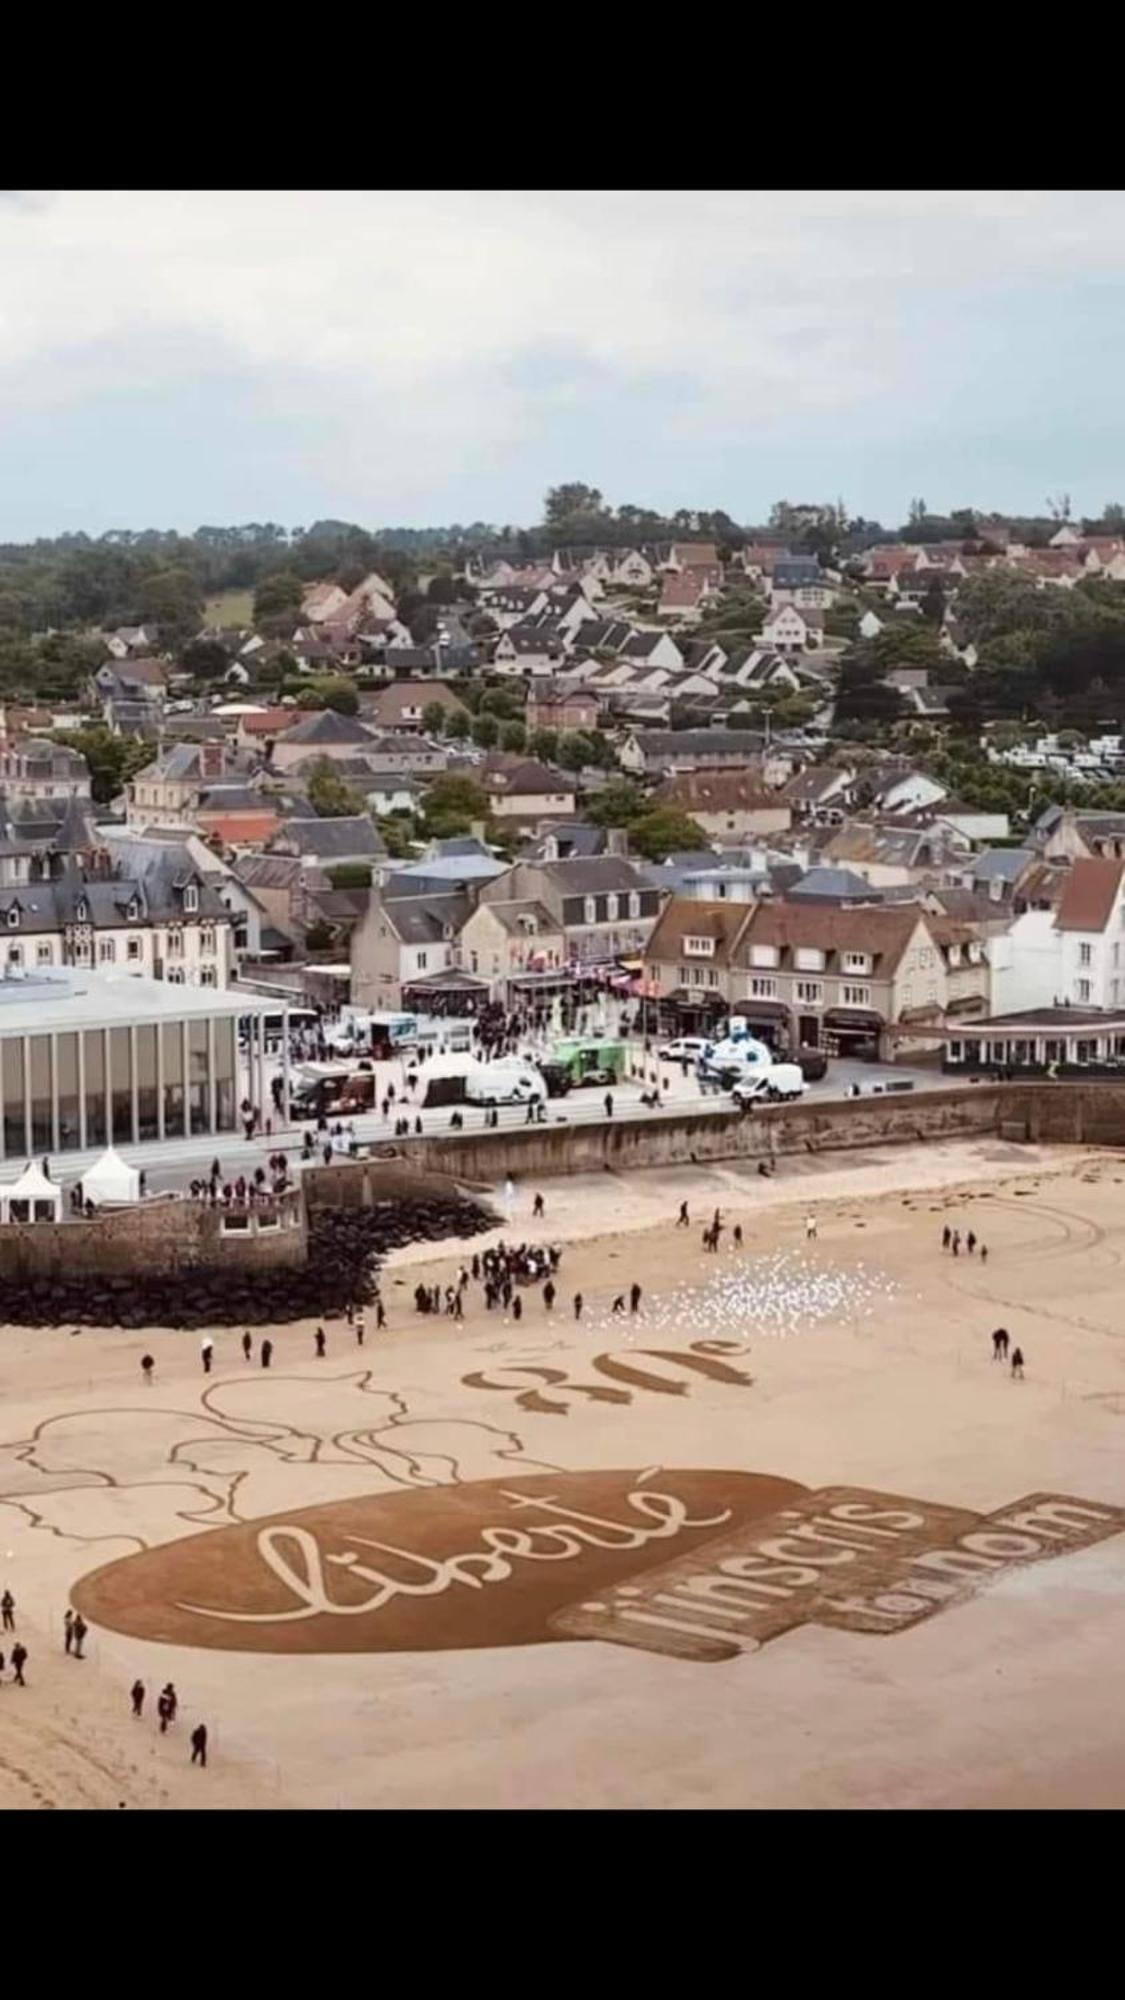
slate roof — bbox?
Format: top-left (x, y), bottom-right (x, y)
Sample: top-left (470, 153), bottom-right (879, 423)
top-left (276, 710), bottom-right (374, 746)
top-left (272, 816), bottom-right (385, 860)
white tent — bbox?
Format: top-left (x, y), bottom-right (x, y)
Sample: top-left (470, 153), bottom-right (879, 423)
top-left (81, 1146), bottom-right (141, 1207)
top-left (0, 1160), bottom-right (63, 1223)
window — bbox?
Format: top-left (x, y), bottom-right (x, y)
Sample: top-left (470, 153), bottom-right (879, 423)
top-left (200, 925), bottom-right (216, 955)
top-left (842, 984), bottom-right (871, 1007)
top-left (628, 892), bottom-right (641, 919)
top-left (184, 883), bottom-right (199, 914)
top-left (6, 907), bottom-right (19, 929)
top-left (1079, 942), bottom-right (1093, 966)
top-left (1077, 979), bottom-right (1092, 1003)
top-left (199, 966), bottom-right (217, 988)
top-left (606, 894), bottom-right (619, 921)
top-left (98, 938), bottom-right (116, 964)
top-left (796, 980), bottom-right (823, 1004)
top-left (683, 936), bottom-right (716, 958)
top-left (36, 941), bottom-right (53, 965)
top-left (584, 896), bottom-right (596, 924)
top-left (416, 951), bottom-right (428, 972)
top-left (167, 930), bottom-right (184, 959)
top-left (749, 977), bottom-right (777, 997)
top-left (167, 967), bottom-right (185, 984)
top-left (750, 944), bottom-right (779, 968)
top-left (794, 947), bottom-right (825, 972)
top-left (7, 945), bottom-right (22, 967)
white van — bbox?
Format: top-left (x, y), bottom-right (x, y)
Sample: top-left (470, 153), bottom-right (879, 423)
top-left (421, 1054), bottom-right (545, 1108)
top-left (730, 1063), bottom-right (807, 1107)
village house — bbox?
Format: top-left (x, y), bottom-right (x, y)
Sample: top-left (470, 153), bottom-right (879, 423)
top-left (480, 758), bottom-right (577, 832)
top-left (723, 899), bottom-right (982, 1057)
top-left (476, 856), bottom-right (662, 968)
top-left (653, 771), bottom-right (792, 843)
top-left (457, 898), bottom-right (568, 1002)
top-left (525, 684), bottom-right (602, 734)
top-left (0, 736), bottom-right (91, 804)
top-left (359, 680), bottom-right (469, 734)
top-left (642, 898), bottom-right (756, 1033)
top-left (611, 549), bottom-right (656, 588)
top-left (0, 842), bottom-right (234, 987)
top-left (758, 604), bottom-right (825, 652)
top-left (268, 816), bottom-right (386, 873)
top-left (269, 710), bottom-right (379, 774)
top-left (127, 741), bottom-right (237, 829)
top-left (768, 557), bottom-right (835, 611)
top-left (350, 888), bottom-right (471, 1011)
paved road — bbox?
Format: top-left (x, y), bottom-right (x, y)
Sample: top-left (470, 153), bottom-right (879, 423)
top-left (41, 1052), bottom-right (949, 1199)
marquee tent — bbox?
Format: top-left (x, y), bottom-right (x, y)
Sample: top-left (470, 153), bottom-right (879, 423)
top-left (81, 1146), bottom-right (141, 1207)
top-left (0, 1160), bottom-right (63, 1223)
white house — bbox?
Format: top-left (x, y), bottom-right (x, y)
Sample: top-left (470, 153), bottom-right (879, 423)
top-left (988, 909), bottom-right (1062, 1016)
top-left (612, 550), bottom-right (656, 588)
top-left (1054, 857), bottom-right (1125, 1010)
top-left (759, 605), bottom-right (820, 652)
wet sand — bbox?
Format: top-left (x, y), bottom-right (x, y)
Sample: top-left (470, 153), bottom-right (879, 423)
top-left (2, 1135), bottom-right (1125, 1809)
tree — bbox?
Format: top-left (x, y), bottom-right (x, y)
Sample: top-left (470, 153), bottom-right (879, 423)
top-left (420, 775), bottom-right (494, 840)
top-left (528, 727), bottom-right (559, 763)
top-left (586, 780), bottom-right (646, 828)
top-left (427, 571), bottom-right (459, 604)
top-left (422, 701), bottom-right (449, 736)
top-left (307, 760), bottom-right (363, 817)
top-left (544, 484), bottom-right (605, 526)
top-left (376, 814), bottom-right (416, 860)
top-left (179, 638), bottom-right (231, 681)
top-left (305, 675), bottom-right (358, 715)
top-left (135, 565), bottom-right (203, 647)
top-left (499, 720), bottom-right (527, 753)
top-left (471, 713), bottom-right (499, 749)
top-left (52, 726), bottom-right (152, 805)
top-left (304, 920), bottom-right (334, 952)
top-left (627, 808), bottom-right (706, 860)
top-left (444, 708), bottom-right (471, 741)
top-left (253, 571), bottom-right (304, 624)
top-left (326, 862), bottom-right (375, 888)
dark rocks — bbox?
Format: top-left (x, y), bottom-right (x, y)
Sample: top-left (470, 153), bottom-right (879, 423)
top-left (0, 1191), bottom-right (497, 1331)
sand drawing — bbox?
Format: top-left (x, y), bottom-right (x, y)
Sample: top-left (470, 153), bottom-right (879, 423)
top-left (71, 1467), bottom-right (1125, 1663)
top-left (461, 1340), bottom-right (754, 1414)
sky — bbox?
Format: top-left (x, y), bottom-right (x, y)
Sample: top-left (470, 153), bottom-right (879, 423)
top-left (1, 188), bottom-right (1123, 541)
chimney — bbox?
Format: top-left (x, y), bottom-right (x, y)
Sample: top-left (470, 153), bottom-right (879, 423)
top-left (606, 828), bottom-right (630, 858)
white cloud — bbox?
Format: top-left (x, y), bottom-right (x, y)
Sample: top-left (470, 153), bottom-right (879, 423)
top-left (0, 190), bottom-right (1121, 526)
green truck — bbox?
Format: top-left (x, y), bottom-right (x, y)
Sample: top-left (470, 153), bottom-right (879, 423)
top-left (551, 1037), bottom-right (628, 1087)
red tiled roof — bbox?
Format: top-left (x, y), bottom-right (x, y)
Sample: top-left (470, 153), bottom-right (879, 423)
top-left (1054, 857), bottom-right (1125, 932)
top-left (196, 811), bottom-right (281, 847)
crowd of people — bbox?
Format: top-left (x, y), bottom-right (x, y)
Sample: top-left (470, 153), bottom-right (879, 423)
top-left (186, 1157), bottom-right (292, 1205)
top-left (413, 1236), bottom-right (563, 1320)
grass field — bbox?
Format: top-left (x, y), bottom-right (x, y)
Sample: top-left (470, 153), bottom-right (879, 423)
top-left (203, 589), bottom-right (255, 629)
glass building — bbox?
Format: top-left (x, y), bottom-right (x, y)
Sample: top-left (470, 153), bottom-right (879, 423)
top-left (0, 969), bottom-right (283, 1161)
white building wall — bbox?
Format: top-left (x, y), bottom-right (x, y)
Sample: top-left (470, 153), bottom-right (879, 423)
top-left (989, 910), bottom-right (1062, 1015)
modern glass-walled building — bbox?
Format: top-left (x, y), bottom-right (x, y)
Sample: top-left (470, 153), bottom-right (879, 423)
top-left (0, 968), bottom-right (282, 1159)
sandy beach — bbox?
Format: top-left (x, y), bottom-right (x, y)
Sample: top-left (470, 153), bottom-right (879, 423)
top-left (2, 1133), bottom-right (1125, 1810)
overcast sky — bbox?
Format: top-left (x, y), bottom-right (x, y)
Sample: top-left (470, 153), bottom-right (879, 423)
top-left (1, 188), bottom-right (1123, 540)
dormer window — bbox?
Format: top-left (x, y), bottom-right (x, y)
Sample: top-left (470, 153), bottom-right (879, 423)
top-left (6, 905), bottom-right (19, 928)
top-left (183, 882), bottom-right (199, 914)
top-left (76, 899), bottom-right (88, 923)
top-left (127, 898), bottom-right (141, 921)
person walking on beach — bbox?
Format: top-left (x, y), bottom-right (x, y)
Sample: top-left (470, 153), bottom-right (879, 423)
top-left (612, 1294), bottom-right (626, 1315)
top-left (677, 1201), bottom-right (689, 1227)
top-left (141, 1354), bottom-right (154, 1384)
top-left (573, 1292), bottom-right (584, 1321)
top-left (942, 1225), bottom-right (952, 1251)
top-left (376, 1297), bottom-right (386, 1331)
top-left (966, 1231), bottom-right (977, 1256)
top-left (733, 1224), bottom-right (743, 1250)
top-left (261, 1338), bottom-right (273, 1369)
top-left (157, 1691), bottom-right (171, 1732)
top-left (315, 1327), bottom-right (326, 1358)
top-left (355, 1317), bottom-right (365, 1347)
top-left (512, 1295), bottom-right (522, 1323)
top-left (543, 1278), bottom-right (556, 1311)
top-left (951, 1231), bottom-right (961, 1258)
top-left (533, 1193), bottom-right (545, 1220)
top-left (630, 1281), bottom-right (642, 1315)
top-left (1, 1590), bottom-right (14, 1632)
top-left (604, 1092), bottom-right (614, 1120)
top-left (64, 1608), bottom-right (75, 1654)
top-left (992, 1328), bottom-right (1005, 1361)
top-left (1011, 1346), bottom-right (1025, 1380)
top-left (980, 1244), bottom-right (988, 1264)
top-left (190, 1723), bottom-right (208, 1768)
top-left (10, 1641), bottom-right (27, 1685)
top-left (805, 1213), bottom-right (817, 1242)
top-left (131, 1680), bottom-right (145, 1718)
top-left (201, 1337), bottom-right (214, 1375)
top-left (72, 1614), bottom-right (87, 1660)
top-left (241, 1330), bottom-right (252, 1361)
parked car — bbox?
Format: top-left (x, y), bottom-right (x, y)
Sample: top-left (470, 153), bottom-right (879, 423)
top-left (536, 1060), bottom-right (572, 1099)
top-left (795, 1048), bottom-right (828, 1082)
top-left (658, 1036), bottom-right (708, 1063)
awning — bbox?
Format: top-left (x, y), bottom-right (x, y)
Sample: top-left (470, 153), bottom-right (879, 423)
top-left (824, 1007), bottom-right (884, 1028)
top-left (734, 999), bottom-right (790, 1020)
top-left (663, 988), bottom-right (728, 1008)
top-left (508, 969), bottom-right (582, 989)
top-left (402, 971), bottom-right (490, 993)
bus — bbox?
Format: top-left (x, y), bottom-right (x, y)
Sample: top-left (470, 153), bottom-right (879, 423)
top-left (241, 1006), bottom-right (319, 1055)
top-left (289, 1062), bottom-right (377, 1119)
